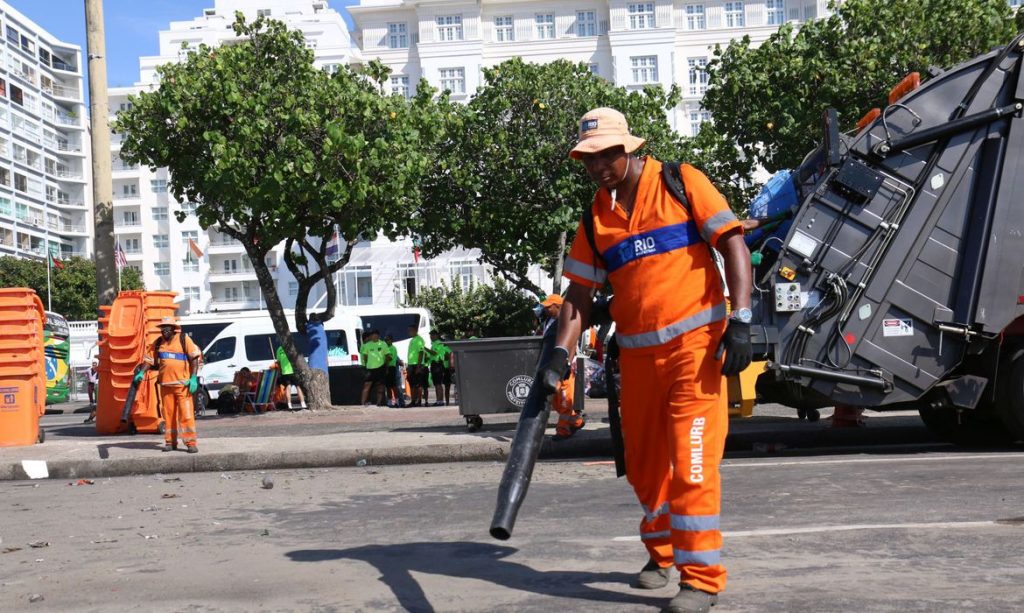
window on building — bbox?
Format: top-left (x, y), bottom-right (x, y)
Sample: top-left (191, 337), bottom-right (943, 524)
top-left (183, 286), bottom-right (200, 301)
top-left (10, 84), bottom-right (22, 106)
top-left (686, 5), bottom-right (706, 30)
top-left (180, 201), bottom-right (197, 215)
top-left (15, 202), bottom-right (28, 221)
top-left (449, 260), bottom-right (478, 291)
top-left (322, 63), bottom-right (340, 74)
top-left (150, 179), bottom-right (168, 193)
top-left (340, 265), bottom-right (373, 305)
top-left (288, 281), bottom-right (298, 297)
top-left (118, 102), bottom-right (133, 111)
top-left (724, 1), bottom-right (745, 27)
top-left (154, 262), bottom-right (169, 276)
top-left (0, 77), bottom-right (6, 97)
top-left (223, 259), bottom-right (239, 273)
top-left (588, 63), bottom-right (600, 75)
top-left (387, 22), bottom-right (408, 48)
top-left (436, 15), bottom-right (463, 42)
top-left (257, 9), bottom-right (272, 17)
top-left (121, 211), bottom-right (139, 226)
top-left (390, 75), bottom-right (410, 98)
top-left (766, 0), bottom-right (785, 25)
top-left (154, 234), bottom-right (169, 248)
top-left (0, 168), bottom-right (8, 186)
top-left (439, 67), bottom-right (465, 94)
top-left (183, 257), bottom-right (199, 272)
top-left (631, 56), bottom-right (659, 84)
top-left (397, 263), bottom-right (430, 301)
top-left (224, 286), bottom-right (240, 301)
top-left (688, 57), bottom-right (709, 96)
top-left (181, 230), bottom-right (198, 247)
top-left (535, 14), bottom-right (555, 40)
top-left (0, 197), bottom-right (10, 217)
top-left (13, 172), bottom-right (26, 192)
top-left (124, 237), bottom-right (141, 253)
top-left (494, 16), bottom-right (514, 42)
top-left (6, 26), bottom-right (18, 46)
top-left (689, 111), bottom-right (712, 137)
top-left (153, 206), bottom-right (168, 221)
top-left (627, 3), bottom-right (656, 29)
top-left (121, 183), bottom-right (138, 197)
top-left (576, 11), bottom-right (597, 37)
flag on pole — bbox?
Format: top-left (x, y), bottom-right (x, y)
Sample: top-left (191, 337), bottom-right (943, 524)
top-left (325, 228), bottom-right (339, 258)
top-left (115, 242), bottom-right (128, 269)
top-left (188, 238), bottom-right (204, 259)
top-left (47, 251), bottom-right (64, 270)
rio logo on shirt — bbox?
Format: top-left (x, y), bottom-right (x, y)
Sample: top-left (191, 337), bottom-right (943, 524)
top-left (634, 236), bottom-right (657, 257)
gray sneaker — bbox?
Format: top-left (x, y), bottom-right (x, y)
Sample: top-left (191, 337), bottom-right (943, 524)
top-left (663, 584), bottom-right (718, 613)
top-left (635, 558), bottom-right (672, 589)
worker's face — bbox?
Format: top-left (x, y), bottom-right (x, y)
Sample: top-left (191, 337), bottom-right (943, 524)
top-left (159, 325), bottom-right (175, 340)
top-left (544, 303), bottom-right (561, 319)
top-left (580, 146), bottom-right (629, 189)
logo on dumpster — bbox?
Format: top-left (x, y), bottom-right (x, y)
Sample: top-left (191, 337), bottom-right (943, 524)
top-left (3, 393), bottom-right (15, 405)
top-left (505, 375), bottom-right (534, 407)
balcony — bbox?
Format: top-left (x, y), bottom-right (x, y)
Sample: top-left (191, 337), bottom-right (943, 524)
top-left (51, 111), bottom-right (81, 128)
top-left (44, 83), bottom-right (80, 101)
top-left (43, 135), bottom-right (82, 153)
top-left (60, 250), bottom-right (86, 259)
top-left (51, 58), bottom-right (78, 73)
top-left (112, 161), bottom-right (139, 172)
top-left (208, 267), bottom-right (259, 281)
top-left (114, 221), bottom-right (142, 231)
top-left (55, 167), bottom-right (85, 181)
top-left (47, 219), bottom-right (87, 234)
top-left (207, 240), bottom-right (245, 254)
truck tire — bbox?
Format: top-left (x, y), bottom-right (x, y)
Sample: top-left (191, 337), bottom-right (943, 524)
top-left (918, 407), bottom-right (1011, 446)
top-left (995, 356), bottom-right (1024, 442)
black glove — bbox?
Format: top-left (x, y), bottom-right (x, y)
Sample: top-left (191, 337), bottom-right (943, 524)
top-left (716, 320), bottom-right (752, 376)
top-left (541, 346), bottom-right (571, 393)
top-left (589, 296), bottom-right (614, 328)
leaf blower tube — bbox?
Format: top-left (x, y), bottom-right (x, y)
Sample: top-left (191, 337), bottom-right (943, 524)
top-left (489, 322), bottom-right (558, 540)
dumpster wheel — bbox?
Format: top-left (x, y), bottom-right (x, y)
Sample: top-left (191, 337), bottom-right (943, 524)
top-left (37, 427), bottom-right (44, 444)
top-left (466, 415), bottom-right (483, 432)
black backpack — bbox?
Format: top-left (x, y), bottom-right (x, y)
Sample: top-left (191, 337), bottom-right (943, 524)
top-left (579, 161), bottom-right (697, 269)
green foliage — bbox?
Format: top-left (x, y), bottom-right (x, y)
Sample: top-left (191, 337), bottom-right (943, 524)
top-left (702, 0), bottom-right (1021, 178)
top-left (416, 58), bottom-right (685, 294)
top-left (0, 256), bottom-right (143, 320)
top-left (406, 278), bottom-right (538, 339)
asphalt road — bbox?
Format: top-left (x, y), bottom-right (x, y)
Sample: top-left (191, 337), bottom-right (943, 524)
top-left (3, 449), bottom-right (1023, 612)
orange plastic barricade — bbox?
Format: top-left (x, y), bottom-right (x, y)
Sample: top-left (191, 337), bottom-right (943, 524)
top-left (0, 288), bottom-right (47, 447)
top-left (96, 291), bottom-right (179, 435)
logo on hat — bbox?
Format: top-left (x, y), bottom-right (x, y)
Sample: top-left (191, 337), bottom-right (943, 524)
top-left (581, 118), bottom-right (599, 132)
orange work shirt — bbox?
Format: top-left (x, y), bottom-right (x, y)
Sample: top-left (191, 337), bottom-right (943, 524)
top-left (563, 158), bottom-right (741, 353)
top-left (144, 333), bottom-right (201, 386)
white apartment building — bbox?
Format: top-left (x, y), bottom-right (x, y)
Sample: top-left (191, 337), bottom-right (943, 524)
top-left (109, 0), bottom-right (355, 313)
top-left (0, 2), bottom-right (90, 265)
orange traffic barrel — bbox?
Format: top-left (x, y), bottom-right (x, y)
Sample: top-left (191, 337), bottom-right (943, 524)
top-left (0, 288), bottom-right (46, 447)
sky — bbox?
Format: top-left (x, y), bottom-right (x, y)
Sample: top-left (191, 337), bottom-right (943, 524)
top-left (8, 0), bottom-right (357, 88)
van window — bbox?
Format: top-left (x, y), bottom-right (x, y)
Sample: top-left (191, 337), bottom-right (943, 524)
top-left (361, 314), bottom-right (421, 341)
top-left (326, 330), bottom-right (349, 357)
top-left (182, 322), bottom-right (232, 351)
top-left (244, 333), bottom-right (310, 362)
top-left (204, 337), bottom-right (236, 363)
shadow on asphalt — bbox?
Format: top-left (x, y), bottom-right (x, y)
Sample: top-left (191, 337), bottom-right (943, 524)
top-left (286, 542), bottom-right (664, 610)
top-left (97, 441), bottom-right (164, 459)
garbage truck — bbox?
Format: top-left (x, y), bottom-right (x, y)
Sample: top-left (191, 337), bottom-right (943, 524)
top-left (748, 34), bottom-right (1024, 444)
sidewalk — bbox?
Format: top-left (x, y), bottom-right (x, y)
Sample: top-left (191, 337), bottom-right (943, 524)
top-left (0, 399), bottom-right (936, 481)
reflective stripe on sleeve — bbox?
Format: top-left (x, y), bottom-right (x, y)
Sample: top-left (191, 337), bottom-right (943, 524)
top-left (563, 256), bottom-right (607, 285)
top-left (673, 548), bottom-right (721, 567)
top-left (670, 514), bottom-right (720, 532)
top-left (699, 210), bottom-right (740, 243)
top-left (617, 303), bottom-right (727, 349)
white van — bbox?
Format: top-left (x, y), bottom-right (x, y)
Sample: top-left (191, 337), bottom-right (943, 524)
top-left (345, 306), bottom-right (433, 361)
top-left (200, 313), bottom-right (362, 398)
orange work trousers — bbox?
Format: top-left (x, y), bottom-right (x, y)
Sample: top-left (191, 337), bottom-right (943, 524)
top-left (161, 384), bottom-right (197, 448)
top-left (553, 370), bottom-right (584, 437)
top-left (619, 322), bottom-right (727, 594)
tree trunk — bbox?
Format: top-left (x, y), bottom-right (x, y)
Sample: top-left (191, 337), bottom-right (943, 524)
top-left (551, 231), bottom-right (567, 295)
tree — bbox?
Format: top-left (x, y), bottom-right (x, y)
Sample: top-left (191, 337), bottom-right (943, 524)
top-left (702, 0), bottom-right (1021, 180)
top-left (115, 14), bottom-right (443, 409)
top-left (415, 58), bottom-right (685, 295)
top-left (406, 278), bottom-right (538, 339)
top-left (0, 256), bottom-right (143, 320)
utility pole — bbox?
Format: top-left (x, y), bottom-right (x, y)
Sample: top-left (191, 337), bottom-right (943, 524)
top-left (85, 0), bottom-right (116, 312)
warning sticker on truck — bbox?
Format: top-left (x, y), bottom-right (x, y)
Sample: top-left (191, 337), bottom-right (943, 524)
top-left (882, 319), bottom-right (914, 337)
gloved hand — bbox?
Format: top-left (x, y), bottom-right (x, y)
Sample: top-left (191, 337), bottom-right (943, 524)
top-left (590, 296), bottom-right (614, 328)
top-left (133, 370), bottom-right (145, 384)
top-left (187, 375), bottom-right (199, 394)
top-left (716, 320), bottom-right (752, 376)
top-left (541, 347), bottom-right (571, 393)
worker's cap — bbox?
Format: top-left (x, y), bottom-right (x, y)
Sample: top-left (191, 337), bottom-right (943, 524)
top-left (157, 316), bottom-right (179, 329)
top-left (540, 294), bottom-right (563, 307)
top-left (569, 107), bottom-right (646, 160)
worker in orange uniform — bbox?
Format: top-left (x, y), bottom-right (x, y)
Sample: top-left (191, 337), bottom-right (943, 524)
top-left (135, 316), bottom-right (202, 453)
top-left (538, 294), bottom-right (585, 441)
top-left (541, 108), bottom-right (752, 613)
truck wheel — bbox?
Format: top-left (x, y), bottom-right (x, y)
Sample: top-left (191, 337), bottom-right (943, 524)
top-left (918, 407), bottom-right (1011, 446)
top-left (995, 356), bottom-right (1024, 442)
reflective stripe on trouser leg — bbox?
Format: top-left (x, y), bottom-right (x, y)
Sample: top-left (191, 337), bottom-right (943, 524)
top-left (620, 323), bottom-right (728, 593)
top-left (161, 385), bottom-right (197, 447)
top-left (553, 375), bottom-right (582, 436)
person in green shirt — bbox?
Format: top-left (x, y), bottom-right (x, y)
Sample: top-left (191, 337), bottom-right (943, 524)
top-left (406, 324), bottom-right (432, 407)
top-left (383, 334), bottom-right (405, 408)
top-left (428, 330), bottom-right (454, 406)
top-left (275, 345), bottom-right (305, 409)
top-left (359, 329), bottom-right (389, 406)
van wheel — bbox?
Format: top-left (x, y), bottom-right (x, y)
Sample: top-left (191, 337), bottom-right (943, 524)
top-left (995, 355), bottom-right (1024, 442)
